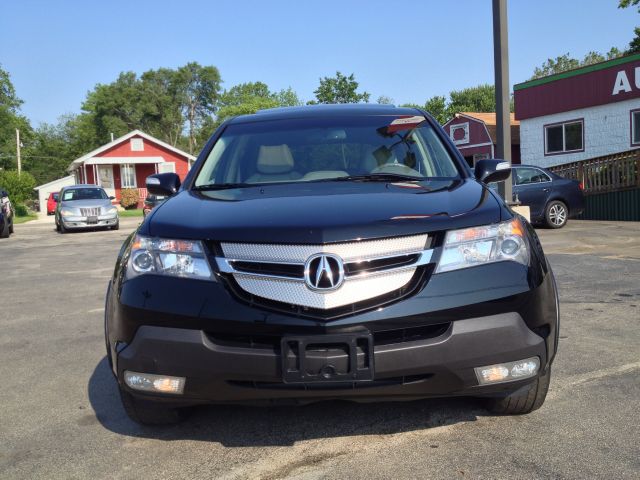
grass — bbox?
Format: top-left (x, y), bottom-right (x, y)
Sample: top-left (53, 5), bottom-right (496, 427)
top-left (13, 213), bottom-right (38, 224)
top-left (119, 209), bottom-right (144, 217)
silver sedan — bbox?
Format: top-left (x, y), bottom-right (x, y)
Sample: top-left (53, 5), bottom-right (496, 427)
top-left (55, 185), bottom-right (119, 233)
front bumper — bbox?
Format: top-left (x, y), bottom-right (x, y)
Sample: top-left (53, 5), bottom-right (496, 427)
top-left (61, 215), bottom-right (118, 229)
top-left (116, 312), bottom-right (547, 405)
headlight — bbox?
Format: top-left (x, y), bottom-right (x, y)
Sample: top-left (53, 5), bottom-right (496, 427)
top-left (127, 235), bottom-right (213, 280)
top-left (104, 206), bottom-right (118, 215)
top-left (436, 218), bottom-right (528, 273)
top-left (60, 208), bottom-right (77, 217)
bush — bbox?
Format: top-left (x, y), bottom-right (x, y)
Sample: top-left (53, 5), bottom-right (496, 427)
top-left (15, 204), bottom-right (28, 216)
top-left (0, 170), bottom-right (36, 205)
top-left (120, 188), bottom-right (140, 209)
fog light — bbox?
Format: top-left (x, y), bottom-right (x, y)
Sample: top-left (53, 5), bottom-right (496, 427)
top-left (475, 357), bottom-right (540, 385)
top-left (124, 371), bottom-right (185, 394)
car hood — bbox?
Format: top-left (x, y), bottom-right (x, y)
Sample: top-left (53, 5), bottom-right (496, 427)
top-left (61, 199), bottom-right (113, 209)
top-left (145, 179), bottom-right (507, 243)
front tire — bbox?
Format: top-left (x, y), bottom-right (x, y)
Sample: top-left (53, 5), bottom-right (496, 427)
top-left (484, 367), bottom-right (551, 415)
top-left (111, 220), bottom-right (119, 231)
top-left (545, 200), bottom-right (568, 228)
top-left (119, 386), bottom-right (190, 425)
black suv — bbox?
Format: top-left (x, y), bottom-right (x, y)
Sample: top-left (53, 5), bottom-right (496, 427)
top-left (105, 105), bottom-right (559, 424)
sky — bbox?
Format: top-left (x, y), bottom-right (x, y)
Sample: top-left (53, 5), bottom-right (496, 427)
top-left (1, 0), bottom-right (637, 126)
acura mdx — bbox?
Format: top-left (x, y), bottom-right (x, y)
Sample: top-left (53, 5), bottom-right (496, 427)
top-left (105, 105), bottom-right (559, 424)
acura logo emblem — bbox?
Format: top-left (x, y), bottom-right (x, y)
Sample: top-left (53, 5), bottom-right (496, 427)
top-left (304, 253), bottom-right (345, 291)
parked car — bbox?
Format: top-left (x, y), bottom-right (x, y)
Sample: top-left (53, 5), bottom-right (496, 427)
top-left (47, 192), bottom-right (59, 215)
top-left (0, 189), bottom-right (14, 239)
top-left (55, 185), bottom-right (119, 233)
top-left (106, 105), bottom-right (559, 425)
top-left (512, 165), bottom-right (584, 228)
top-left (142, 194), bottom-right (167, 217)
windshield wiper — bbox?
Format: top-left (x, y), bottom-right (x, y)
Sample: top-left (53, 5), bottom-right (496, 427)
top-left (329, 173), bottom-right (427, 182)
top-left (192, 183), bottom-right (251, 191)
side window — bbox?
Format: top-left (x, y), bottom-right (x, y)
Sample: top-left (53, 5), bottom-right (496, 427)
top-left (515, 167), bottom-right (548, 185)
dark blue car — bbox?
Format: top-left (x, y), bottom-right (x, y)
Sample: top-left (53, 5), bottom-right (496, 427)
top-left (512, 165), bottom-right (584, 228)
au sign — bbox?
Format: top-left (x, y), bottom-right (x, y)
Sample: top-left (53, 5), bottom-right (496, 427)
top-left (613, 68), bottom-right (640, 95)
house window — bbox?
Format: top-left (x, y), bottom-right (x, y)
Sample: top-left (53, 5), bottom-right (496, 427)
top-left (130, 138), bottom-right (144, 151)
top-left (450, 123), bottom-right (469, 145)
top-left (544, 120), bottom-right (583, 154)
top-left (158, 162), bottom-right (176, 174)
top-left (121, 164), bottom-right (137, 188)
top-left (473, 153), bottom-right (490, 164)
top-left (631, 110), bottom-right (640, 145)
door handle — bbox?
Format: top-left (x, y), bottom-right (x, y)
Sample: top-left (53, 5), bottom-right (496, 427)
top-left (542, 188), bottom-right (550, 192)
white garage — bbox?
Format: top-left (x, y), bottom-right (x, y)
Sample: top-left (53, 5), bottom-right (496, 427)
top-left (34, 175), bottom-right (76, 214)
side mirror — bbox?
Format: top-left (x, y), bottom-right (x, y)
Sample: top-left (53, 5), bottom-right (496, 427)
top-left (146, 173), bottom-right (181, 197)
top-left (474, 159), bottom-right (511, 184)
top-left (109, 196), bottom-right (116, 200)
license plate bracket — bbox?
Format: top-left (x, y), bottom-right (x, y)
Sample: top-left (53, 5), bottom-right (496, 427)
top-left (87, 216), bottom-right (98, 224)
top-left (281, 333), bottom-right (374, 383)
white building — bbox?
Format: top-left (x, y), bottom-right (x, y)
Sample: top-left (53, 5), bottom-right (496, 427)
top-left (514, 53), bottom-right (640, 168)
top-left (34, 175), bottom-right (76, 214)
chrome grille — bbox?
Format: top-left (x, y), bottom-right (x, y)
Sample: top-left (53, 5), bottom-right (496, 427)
top-left (217, 234), bottom-right (431, 310)
top-left (80, 207), bottom-right (100, 216)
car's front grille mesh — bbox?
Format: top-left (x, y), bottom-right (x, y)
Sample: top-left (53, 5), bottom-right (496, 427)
top-left (216, 234), bottom-right (432, 311)
top-left (80, 207), bottom-right (100, 216)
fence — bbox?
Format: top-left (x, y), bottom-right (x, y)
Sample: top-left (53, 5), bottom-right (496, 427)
top-left (549, 149), bottom-right (640, 221)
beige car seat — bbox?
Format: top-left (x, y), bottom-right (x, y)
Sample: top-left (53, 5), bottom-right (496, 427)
top-left (247, 145), bottom-right (302, 183)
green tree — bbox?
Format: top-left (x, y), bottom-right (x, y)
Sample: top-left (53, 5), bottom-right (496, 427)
top-left (0, 170), bottom-right (36, 205)
top-left (0, 65), bottom-right (33, 172)
top-left (423, 96), bottom-right (448, 124)
top-left (629, 27), bottom-right (640, 53)
top-left (274, 87), bottom-right (302, 107)
top-left (175, 62), bottom-right (222, 153)
top-left (531, 49), bottom-right (624, 79)
top-left (0, 66), bottom-right (22, 112)
top-left (619, 0), bottom-right (640, 12)
top-left (311, 72), bottom-right (370, 104)
top-left (376, 95), bottom-right (394, 105)
top-left (139, 68), bottom-right (184, 147)
top-left (448, 84), bottom-right (497, 114)
top-left (214, 82), bottom-right (301, 126)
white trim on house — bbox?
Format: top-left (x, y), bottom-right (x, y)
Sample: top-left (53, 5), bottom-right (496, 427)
top-left (456, 141), bottom-right (494, 150)
top-left (450, 122), bottom-right (470, 145)
top-left (67, 129), bottom-right (195, 171)
top-left (34, 175), bottom-right (76, 191)
top-left (84, 156), bottom-right (166, 166)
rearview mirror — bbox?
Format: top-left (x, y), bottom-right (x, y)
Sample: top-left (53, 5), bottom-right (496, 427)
top-left (474, 159), bottom-right (511, 184)
top-left (146, 173), bottom-right (181, 197)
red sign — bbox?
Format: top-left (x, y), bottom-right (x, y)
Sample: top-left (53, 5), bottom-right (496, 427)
top-left (514, 56), bottom-right (640, 120)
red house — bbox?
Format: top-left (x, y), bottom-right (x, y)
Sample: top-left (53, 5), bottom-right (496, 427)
top-left (68, 130), bottom-right (196, 206)
top-left (442, 112), bottom-right (521, 167)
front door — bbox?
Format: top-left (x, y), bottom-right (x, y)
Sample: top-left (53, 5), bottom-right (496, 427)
top-left (512, 167), bottom-right (553, 218)
top-left (97, 165), bottom-right (115, 197)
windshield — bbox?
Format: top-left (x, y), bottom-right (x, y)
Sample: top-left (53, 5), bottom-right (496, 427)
top-left (62, 188), bottom-right (108, 201)
top-left (194, 116), bottom-right (461, 187)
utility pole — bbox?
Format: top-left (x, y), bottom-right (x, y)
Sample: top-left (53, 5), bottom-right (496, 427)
top-left (492, 0), bottom-right (512, 202)
top-left (16, 128), bottom-right (21, 175)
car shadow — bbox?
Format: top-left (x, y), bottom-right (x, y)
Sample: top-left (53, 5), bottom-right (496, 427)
top-left (89, 357), bottom-right (486, 447)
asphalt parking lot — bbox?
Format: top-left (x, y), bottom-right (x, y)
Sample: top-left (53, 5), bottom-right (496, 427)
top-left (0, 217), bottom-right (638, 479)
